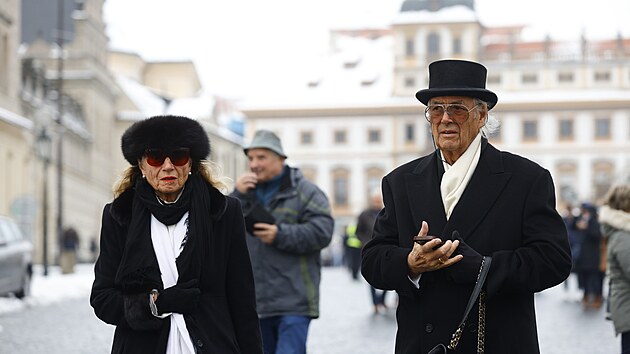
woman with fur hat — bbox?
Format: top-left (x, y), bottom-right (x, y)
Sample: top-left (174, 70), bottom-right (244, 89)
top-left (598, 184), bottom-right (630, 354)
top-left (90, 115), bottom-right (263, 353)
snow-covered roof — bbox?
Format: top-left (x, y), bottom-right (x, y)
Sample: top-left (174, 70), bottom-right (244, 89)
top-left (392, 5), bottom-right (478, 25)
top-left (115, 74), bottom-right (167, 118)
top-left (240, 35), bottom-right (394, 110)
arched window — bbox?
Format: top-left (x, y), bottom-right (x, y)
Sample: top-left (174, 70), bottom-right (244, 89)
top-left (592, 161), bottom-right (614, 201)
top-left (365, 167), bottom-right (384, 201)
top-left (332, 168), bottom-right (350, 208)
top-left (300, 166), bottom-right (317, 183)
top-left (556, 162), bottom-right (578, 205)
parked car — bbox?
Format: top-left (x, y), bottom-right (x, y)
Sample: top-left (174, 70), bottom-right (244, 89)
top-left (0, 215), bottom-right (33, 298)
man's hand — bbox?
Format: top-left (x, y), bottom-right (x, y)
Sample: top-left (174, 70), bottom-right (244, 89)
top-left (235, 172), bottom-right (258, 194)
top-left (252, 223), bottom-right (278, 244)
top-left (407, 221), bottom-right (462, 277)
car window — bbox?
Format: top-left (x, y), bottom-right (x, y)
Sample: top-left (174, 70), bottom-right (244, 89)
top-left (0, 220), bottom-right (8, 244)
top-left (6, 220), bottom-right (23, 242)
top-left (0, 218), bottom-right (19, 243)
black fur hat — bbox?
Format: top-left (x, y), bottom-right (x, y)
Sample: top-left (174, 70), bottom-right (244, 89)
top-left (121, 115), bottom-right (210, 165)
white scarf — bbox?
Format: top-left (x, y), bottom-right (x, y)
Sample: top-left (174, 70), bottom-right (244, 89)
top-left (151, 213), bottom-right (195, 354)
top-left (440, 133), bottom-right (483, 220)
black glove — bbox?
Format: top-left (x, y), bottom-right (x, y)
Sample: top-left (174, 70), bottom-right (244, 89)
top-left (448, 231), bottom-right (483, 284)
top-left (155, 279), bottom-right (201, 315)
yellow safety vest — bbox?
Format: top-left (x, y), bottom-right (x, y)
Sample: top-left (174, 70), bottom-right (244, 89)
top-left (345, 224), bottom-right (362, 248)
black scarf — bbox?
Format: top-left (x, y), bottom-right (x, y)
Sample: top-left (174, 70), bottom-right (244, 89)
top-left (115, 173), bottom-right (212, 293)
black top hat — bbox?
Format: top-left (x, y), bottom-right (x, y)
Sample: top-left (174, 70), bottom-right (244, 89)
top-left (415, 59), bottom-right (498, 110)
top-left (121, 115), bottom-right (210, 165)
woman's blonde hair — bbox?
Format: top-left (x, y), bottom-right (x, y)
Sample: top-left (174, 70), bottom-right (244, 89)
top-left (113, 159), bottom-right (228, 198)
top-left (602, 184), bottom-right (630, 213)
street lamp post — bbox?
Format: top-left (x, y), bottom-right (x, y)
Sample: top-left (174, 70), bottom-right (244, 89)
top-left (36, 129), bottom-right (52, 276)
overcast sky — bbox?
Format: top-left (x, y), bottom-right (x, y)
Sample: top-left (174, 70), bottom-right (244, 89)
top-left (103, 0), bottom-right (630, 98)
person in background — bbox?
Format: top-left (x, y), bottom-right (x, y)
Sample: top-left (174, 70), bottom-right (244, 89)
top-left (560, 203), bottom-right (583, 292)
top-left (361, 59), bottom-right (572, 353)
top-left (355, 190), bottom-right (388, 314)
top-left (598, 184), bottom-right (630, 354)
top-left (90, 115), bottom-right (262, 354)
top-left (60, 226), bottom-right (79, 274)
top-left (344, 223), bottom-right (362, 280)
top-left (231, 130), bottom-right (334, 354)
top-left (573, 202), bottom-right (605, 309)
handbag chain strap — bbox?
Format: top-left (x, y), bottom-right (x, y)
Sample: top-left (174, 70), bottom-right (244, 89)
top-left (448, 256), bottom-right (491, 352)
top-left (477, 290), bottom-right (486, 353)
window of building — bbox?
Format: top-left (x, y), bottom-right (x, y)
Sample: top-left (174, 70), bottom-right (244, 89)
top-left (592, 161), bottom-right (614, 200)
top-left (405, 38), bottom-right (415, 57)
top-left (559, 118), bottom-right (574, 140)
top-left (594, 71), bottom-right (611, 82)
top-left (301, 166), bottom-right (317, 183)
top-left (368, 129), bottom-right (382, 143)
top-left (453, 37), bottom-right (462, 54)
top-left (521, 73), bottom-right (538, 84)
top-left (556, 162), bottom-right (578, 205)
top-left (404, 77), bottom-right (415, 88)
top-left (558, 72), bottom-right (574, 83)
top-left (332, 168), bottom-right (350, 207)
top-left (405, 123), bottom-right (415, 143)
top-left (427, 33), bottom-right (440, 55)
top-left (594, 118), bottom-right (611, 139)
top-left (300, 131), bottom-right (313, 145)
top-left (522, 120), bottom-right (538, 141)
top-left (366, 167), bottom-right (384, 200)
top-left (334, 129), bottom-right (347, 144)
top-left (487, 74), bottom-right (501, 85)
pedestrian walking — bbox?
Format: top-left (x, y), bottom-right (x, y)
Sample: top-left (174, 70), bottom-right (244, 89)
top-left (231, 129), bottom-right (334, 354)
top-left (60, 226), bottom-right (79, 274)
top-left (356, 190), bottom-right (388, 314)
top-left (344, 223), bottom-right (362, 280)
top-left (90, 115), bottom-right (263, 354)
top-left (361, 59), bottom-right (572, 353)
top-left (574, 203), bottom-right (605, 309)
top-left (598, 184), bottom-right (630, 354)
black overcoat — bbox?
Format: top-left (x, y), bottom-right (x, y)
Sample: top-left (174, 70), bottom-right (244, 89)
top-left (90, 184), bottom-right (263, 353)
top-left (361, 141), bottom-right (572, 354)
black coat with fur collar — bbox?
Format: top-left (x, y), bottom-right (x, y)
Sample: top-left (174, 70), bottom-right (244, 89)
top-left (90, 182), bottom-right (262, 354)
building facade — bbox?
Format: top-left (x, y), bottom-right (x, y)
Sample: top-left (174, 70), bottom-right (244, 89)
top-left (240, 0), bottom-right (630, 229)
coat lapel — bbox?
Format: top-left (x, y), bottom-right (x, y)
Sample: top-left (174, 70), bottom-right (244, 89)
top-left (443, 142), bottom-right (512, 241)
top-left (405, 151), bottom-right (447, 238)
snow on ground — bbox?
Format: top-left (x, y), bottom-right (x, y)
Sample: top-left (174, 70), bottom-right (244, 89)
top-left (0, 263), bottom-right (95, 315)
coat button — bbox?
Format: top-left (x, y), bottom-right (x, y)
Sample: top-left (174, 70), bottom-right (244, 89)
top-left (425, 323), bottom-right (434, 333)
top-left (196, 339), bottom-right (204, 348)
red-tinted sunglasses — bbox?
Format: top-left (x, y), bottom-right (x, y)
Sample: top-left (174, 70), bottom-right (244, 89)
top-left (144, 148), bottom-right (191, 167)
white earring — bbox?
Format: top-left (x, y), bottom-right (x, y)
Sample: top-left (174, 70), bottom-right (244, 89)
top-left (188, 172), bottom-right (192, 175)
top-left (142, 175), bottom-right (146, 179)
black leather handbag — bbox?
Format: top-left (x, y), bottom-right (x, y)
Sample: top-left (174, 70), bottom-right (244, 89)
top-left (427, 256), bottom-right (492, 354)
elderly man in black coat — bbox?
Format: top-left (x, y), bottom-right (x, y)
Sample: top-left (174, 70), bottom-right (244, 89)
top-left (361, 60), bottom-right (572, 354)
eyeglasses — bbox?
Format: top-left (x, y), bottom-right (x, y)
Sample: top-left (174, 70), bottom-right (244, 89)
top-left (144, 148), bottom-right (191, 167)
top-left (424, 103), bottom-right (480, 124)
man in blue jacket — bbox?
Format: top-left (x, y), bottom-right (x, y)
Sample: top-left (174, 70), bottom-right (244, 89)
top-left (232, 130), bottom-right (334, 354)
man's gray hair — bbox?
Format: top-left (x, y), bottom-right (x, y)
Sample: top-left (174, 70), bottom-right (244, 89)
top-left (474, 98), bottom-right (500, 138)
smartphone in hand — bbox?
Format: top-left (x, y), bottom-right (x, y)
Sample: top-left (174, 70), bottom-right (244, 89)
top-left (413, 235), bottom-right (443, 249)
